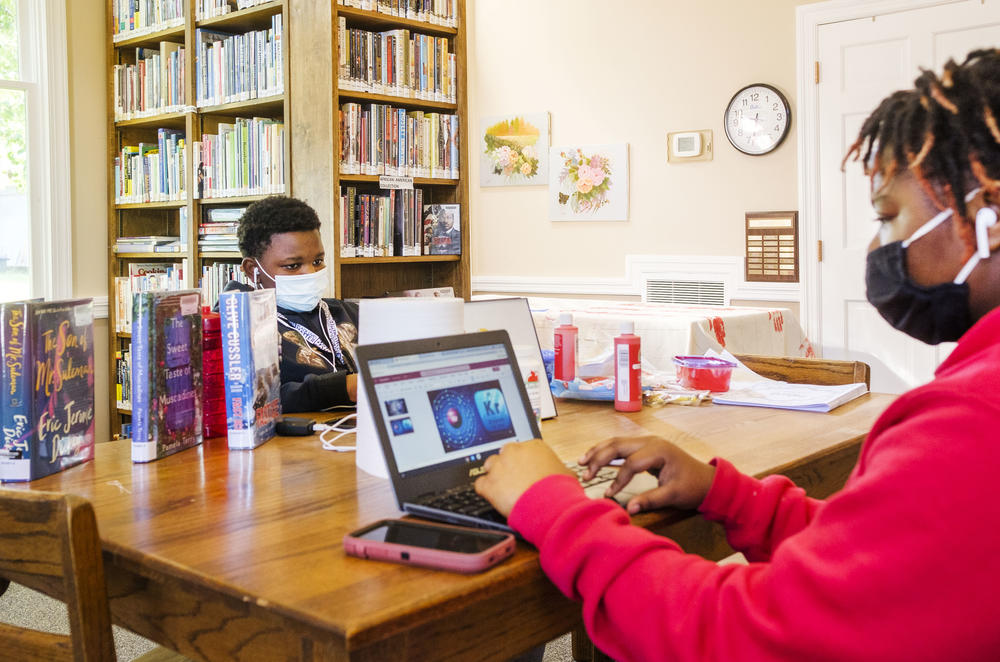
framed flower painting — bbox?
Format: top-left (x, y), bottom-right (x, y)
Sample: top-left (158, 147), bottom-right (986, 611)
top-left (548, 143), bottom-right (629, 221)
top-left (479, 112), bottom-right (550, 186)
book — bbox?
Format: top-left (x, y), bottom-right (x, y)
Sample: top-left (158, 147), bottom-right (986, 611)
top-left (131, 290), bottom-right (204, 462)
top-left (423, 203), bottom-right (460, 255)
top-left (707, 350), bottom-right (869, 413)
top-left (1, 299), bottom-right (96, 482)
top-left (219, 288), bottom-right (281, 450)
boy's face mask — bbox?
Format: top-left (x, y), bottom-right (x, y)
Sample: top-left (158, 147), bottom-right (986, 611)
top-left (254, 260), bottom-right (327, 313)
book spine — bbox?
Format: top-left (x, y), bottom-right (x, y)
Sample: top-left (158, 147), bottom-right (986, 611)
top-left (220, 291), bottom-right (254, 449)
top-left (0, 303), bottom-right (32, 481)
top-left (131, 293), bottom-right (156, 462)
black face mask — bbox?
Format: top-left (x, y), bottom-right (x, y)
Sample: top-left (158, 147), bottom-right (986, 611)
top-left (865, 240), bottom-right (973, 345)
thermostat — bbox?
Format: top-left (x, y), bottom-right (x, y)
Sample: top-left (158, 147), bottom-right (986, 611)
top-left (673, 132), bottom-right (702, 157)
top-left (667, 129), bottom-right (713, 163)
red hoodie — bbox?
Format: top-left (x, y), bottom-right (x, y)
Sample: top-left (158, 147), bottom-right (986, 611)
top-left (509, 307), bottom-right (1000, 662)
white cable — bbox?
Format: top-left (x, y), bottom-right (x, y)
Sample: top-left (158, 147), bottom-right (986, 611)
top-left (316, 414), bottom-right (358, 452)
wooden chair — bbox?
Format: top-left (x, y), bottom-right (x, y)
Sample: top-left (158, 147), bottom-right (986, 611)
top-left (732, 353), bottom-right (871, 389)
top-left (0, 488), bottom-right (115, 661)
top-left (0, 489), bottom-right (192, 662)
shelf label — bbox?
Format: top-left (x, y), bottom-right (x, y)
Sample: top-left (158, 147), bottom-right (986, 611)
top-left (378, 175), bottom-right (414, 190)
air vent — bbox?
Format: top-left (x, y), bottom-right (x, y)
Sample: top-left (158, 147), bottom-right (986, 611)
top-left (645, 279), bottom-right (725, 306)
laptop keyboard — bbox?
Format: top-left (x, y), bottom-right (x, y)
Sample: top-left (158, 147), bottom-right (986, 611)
top-left (419, 485), bottom-right (506, 522)
top-left (416, 463), bottom-right (622, 524)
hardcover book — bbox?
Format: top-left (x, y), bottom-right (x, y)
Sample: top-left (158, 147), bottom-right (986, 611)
top-left (423, 203), bottom-right (461, 255)
top-left (131, 290), bottom-right (204, 462)
top-left (219, 288), bottom-right (281, 450)
top-left (1, 299), bottom-right (96, 482)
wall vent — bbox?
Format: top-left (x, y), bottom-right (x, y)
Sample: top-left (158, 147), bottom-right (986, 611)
top-left (645, 279), bottom-right (725, 306)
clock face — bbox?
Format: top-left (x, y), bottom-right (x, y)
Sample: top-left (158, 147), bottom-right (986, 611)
top-left (724, 84), bottom-right (791, 156)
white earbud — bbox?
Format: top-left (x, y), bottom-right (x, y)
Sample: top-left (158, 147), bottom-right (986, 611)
top-left (975, 207), bottom-right (998, 259)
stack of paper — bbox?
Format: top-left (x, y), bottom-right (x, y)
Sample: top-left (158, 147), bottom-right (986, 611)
top-left (707, 350), bottom-right (868, 413)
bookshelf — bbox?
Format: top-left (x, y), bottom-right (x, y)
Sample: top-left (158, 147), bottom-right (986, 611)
top-left (105, 0), bottom-right (469, 437)
top-left (106, 0), bottom-right (290, 437)
top-left (329, 1), bottom-right (470, 300)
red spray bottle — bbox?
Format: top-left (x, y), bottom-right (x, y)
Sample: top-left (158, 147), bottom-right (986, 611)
top-left (614, 321), bottom-right (641, 412)
top-left (553, 312), bottom-right (578, 381)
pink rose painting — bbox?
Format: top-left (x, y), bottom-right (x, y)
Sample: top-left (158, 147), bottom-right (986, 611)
top-left (549, 143), bottom-right (629, 221)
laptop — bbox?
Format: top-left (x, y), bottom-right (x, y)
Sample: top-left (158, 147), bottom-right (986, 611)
top-left (464, 297), bottom-right (558, 420)
top-left (355, 330), bottom-right (657, 533)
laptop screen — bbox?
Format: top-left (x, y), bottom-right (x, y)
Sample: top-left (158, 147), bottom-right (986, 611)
top-left (366, 341), bottom-right (536, 477)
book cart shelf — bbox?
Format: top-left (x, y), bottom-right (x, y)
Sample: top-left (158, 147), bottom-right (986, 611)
top-left (331, 1), bottom-right (470, 300)
top-left (106, 0), bottom-right (290, 437)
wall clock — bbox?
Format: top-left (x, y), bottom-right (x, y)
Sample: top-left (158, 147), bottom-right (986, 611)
top-left (724, 83), bottom-right (791, 156)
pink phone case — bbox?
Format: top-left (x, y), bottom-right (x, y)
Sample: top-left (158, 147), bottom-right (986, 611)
top-left (343, 519), bottom-right (516, 573)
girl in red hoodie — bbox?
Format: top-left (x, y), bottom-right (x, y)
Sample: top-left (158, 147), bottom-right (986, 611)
top-left (476, 49), bottom-right (1000, 662)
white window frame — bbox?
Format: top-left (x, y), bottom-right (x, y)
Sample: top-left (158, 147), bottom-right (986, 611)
top-left (0, 0), bottom-right (71, 300)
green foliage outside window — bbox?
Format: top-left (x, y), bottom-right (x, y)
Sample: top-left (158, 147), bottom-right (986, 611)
top-left (0, 0), bottom-right (27, 193)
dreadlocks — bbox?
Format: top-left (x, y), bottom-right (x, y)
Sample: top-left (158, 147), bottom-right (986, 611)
top-left (843, 48), bottom-right (1000, 257)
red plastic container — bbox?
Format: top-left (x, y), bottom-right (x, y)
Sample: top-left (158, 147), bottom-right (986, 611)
top-left (673, 356), bottom-right (736, 392)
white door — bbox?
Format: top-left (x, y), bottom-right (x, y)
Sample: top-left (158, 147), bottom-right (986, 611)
top-left (816, 0), bottom-right (1000, 393)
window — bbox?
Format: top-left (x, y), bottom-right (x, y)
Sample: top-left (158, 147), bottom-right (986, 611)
top-left (0, 0), bottom-right (70, 304)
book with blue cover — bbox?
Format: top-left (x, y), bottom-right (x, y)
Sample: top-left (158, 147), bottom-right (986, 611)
top-left (0, 299), bottom-right (96, 482)
top-left (219, 288), bottom-right (281, 450)
top-left (131, 289), bottom-right (204, 462)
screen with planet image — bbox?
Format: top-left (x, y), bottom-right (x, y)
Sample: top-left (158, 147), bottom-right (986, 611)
top-left (428, 381), bottom-right (515, 452)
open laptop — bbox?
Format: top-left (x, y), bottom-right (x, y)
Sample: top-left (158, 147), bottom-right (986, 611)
top-left (464, 297), bottom-right (557, 420)
top-left (355, 330), bottom-right (657, 533)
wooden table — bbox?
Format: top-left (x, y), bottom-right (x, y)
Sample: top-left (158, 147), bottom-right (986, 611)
top-left (9, 394), bottom-right (893, 661)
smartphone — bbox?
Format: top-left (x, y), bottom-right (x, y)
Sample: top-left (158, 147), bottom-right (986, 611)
top-left (324, 416), bottom-right (356, 429)
top-left (343, 519), bottom-right (516, 573)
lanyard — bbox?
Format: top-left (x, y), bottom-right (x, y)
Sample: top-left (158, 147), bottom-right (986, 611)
top-left (277, 300), bottom-right (346, 368)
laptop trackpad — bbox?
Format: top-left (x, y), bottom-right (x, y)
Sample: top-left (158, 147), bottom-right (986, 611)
top-left (582, 469), bottom-right (661, 506)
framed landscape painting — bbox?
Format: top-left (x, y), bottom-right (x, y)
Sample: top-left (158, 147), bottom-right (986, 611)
top-left (479, 112), bottom-right (550, 186)
top-left (548, 143), bottom-right (629, 221)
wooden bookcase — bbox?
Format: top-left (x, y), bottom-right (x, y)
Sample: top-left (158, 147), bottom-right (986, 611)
top-left (106, 0), bottom-right (290, 437)
top-left (105, 1), bottom-right (470, 436)
top-left (329, 1), bottom-right (470, 300)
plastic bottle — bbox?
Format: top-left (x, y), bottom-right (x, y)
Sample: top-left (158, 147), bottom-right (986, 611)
top-left (614, 321), bottom-right (642, 412)
top-left (201, 307), bottom-right (227, 439)
top-left (525, 369), bottom-right (542, 428)
top-left (553, 313), bottom-right (578, 381)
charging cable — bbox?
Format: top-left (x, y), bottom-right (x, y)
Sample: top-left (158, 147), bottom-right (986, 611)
top-left (314, 414), bottom-right (358, 452)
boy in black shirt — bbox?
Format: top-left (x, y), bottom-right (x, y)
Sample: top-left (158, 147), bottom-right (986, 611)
top-left (221, 196), bottom-right (359, 412)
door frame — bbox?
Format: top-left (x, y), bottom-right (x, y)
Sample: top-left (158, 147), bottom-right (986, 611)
top-left (794, 0), bottom-right (966, 352)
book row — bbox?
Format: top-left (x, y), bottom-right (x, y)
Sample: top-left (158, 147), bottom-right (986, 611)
top-left (113, 261), bottom-right (188, 333)
top-left (195, 17), bottom-right (284, 108)
top-left (112, 0), bottom-right (184, 41)
top-left (339, 186), bottom-right (424, 257)
top-left (116, 348), bottom-right (132, 409)
top-left (197, 0), bottom-right (274, 20)
top-left (200, 262), bottom-right (250, 309)
top-left (1, 300), bottom-right (96, 482)
top-left (114, 129), bottom-right (187, 204)
top-left (337, 22), bottom-right (456, 103)
top-left (339, 103), bottom-right (459, 179)
top-left (337, 0), bottom-right (458, 28)
top-left (193, 116), bottom-right (286, 199)
top-left (113, 43), bottom-right (187, 121)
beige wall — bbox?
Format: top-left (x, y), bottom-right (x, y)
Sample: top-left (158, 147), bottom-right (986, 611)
top-left (468, 0), bottom-right (817, 283)
top-left (66, 0), bottom-right (110, 443)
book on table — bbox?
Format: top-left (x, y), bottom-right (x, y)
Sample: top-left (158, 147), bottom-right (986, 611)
top-left (131, 289), bottom-right (204, 462)
top-left (0, 299), bottom-right (96, 482)
top-left (218, 288), bottom-right (281, 450)
top-left (708, 350), bottom-right (868, 413)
